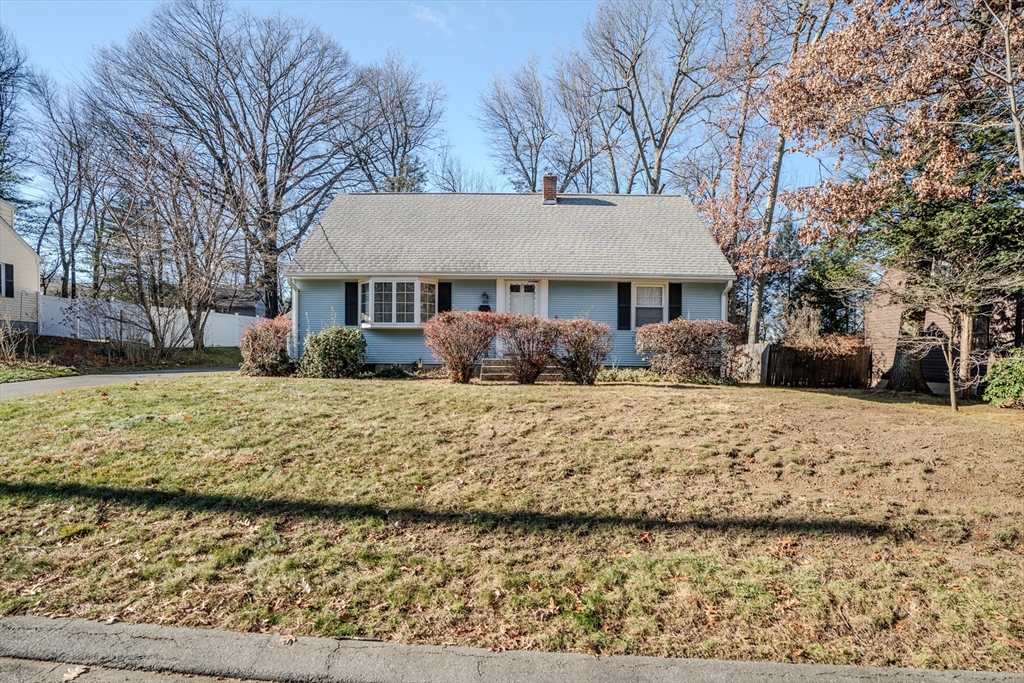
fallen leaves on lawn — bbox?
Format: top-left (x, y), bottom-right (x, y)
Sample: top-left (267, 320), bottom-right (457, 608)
top-left (62, 666), bottom-right (88, 681)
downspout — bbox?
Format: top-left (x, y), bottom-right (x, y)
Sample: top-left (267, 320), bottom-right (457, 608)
top-left (288, 277), bottom-right (300, 358)
top-left (721, 280), bottom-right (734, 322)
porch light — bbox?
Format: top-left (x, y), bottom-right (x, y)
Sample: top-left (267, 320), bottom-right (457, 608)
top-left (481, 292), bottom-right (490, 306)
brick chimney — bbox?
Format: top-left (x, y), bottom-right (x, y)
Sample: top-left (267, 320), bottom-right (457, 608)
top-left (542, 173), bottom-right (557, 204)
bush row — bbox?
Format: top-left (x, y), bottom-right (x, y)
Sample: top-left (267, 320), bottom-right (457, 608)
top-left (423, 311), bottom-right (615, 385)
top-left (241, 312), bottom-right (742, 387)
top-left (240, 318), bottom-right (367, 379)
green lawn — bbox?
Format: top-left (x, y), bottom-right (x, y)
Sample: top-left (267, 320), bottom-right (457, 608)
top-left (0, 377), bottom-right (1021, 671)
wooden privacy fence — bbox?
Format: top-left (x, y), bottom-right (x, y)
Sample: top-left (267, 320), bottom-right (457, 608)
top-left (763, 345), bottom-right (872, 389)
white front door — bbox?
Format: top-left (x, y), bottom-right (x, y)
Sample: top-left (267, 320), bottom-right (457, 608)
top-left (508, 282), bottom-right (537, 315)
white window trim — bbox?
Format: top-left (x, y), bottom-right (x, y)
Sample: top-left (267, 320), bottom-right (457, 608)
top-left (631, 281), bottom-right (668, 330)
top-left (358, 277), bottom-right (437, 329)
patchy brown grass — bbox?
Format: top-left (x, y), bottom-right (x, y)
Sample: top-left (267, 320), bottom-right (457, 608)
top-left (0, 377), bottom-right (1022, 671)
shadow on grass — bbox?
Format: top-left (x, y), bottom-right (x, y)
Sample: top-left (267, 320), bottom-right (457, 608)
top-left (0, 480), bottom-right (891, 538)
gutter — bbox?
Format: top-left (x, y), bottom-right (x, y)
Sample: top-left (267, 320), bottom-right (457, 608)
top-left (285, 271), bottom-right (737, 283)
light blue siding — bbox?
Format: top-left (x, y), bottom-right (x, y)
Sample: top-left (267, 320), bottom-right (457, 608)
top-left (293, 278), bottom-right (345, 356)
top-left (548, 279), bottom-right (727, 367)
top-left (362, 328), bottom-right (432, 364)
top-left (678, 282), bottom-right (725, 321)
top-left (293, 278), bottom-right (497, 364)
top-left (547, 280), bottom-right (644, 366)
top-left (451, 279), bottom-right (496, 312)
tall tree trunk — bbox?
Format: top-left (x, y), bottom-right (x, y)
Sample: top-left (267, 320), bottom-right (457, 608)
top-left (888, 308), bottom-right (931, 393)
top-left (262, 253), bottom-right (280, 319)
top-left (746, 129), bottom-right (785, 344)
top-left (957, 311), bottom-right (973, 400)
top-left (946, 335), bottom-right (958, 412)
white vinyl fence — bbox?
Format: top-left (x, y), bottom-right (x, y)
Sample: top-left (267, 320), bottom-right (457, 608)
top-left (37, 293), bottom-right (258, 348)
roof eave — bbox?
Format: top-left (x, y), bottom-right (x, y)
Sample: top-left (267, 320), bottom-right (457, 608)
top-left (285, 270), bottom-right (735, 282)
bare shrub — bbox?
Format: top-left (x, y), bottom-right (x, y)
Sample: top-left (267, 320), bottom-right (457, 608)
top-left (498, 315), bottom-right (562, 384)
top-left (424, 311), bottom-right (510, 384)
top-left (0, 315), bottom-right (29, 363)
top-left (239, 315), bottom-right (293, 377)
top-left (635, 319), bottom-right (743, 379)
top-left (553, 318), bottom-right (613, 385)
top-left (781, 304), bottom-right (864, 358)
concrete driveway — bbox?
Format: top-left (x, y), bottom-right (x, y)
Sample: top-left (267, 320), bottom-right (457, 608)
top-left (0, 367), bottom-right (238, 400)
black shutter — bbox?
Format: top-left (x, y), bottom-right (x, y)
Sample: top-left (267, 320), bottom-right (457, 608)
top-left (668, 283), bottom-right (682, 321)
top-left (344, 282), bottom-right (358, 326)
top-left (3, 263), bottom-right (12, 299)
top-left (438, 282), bottom-right (452, 312)
top-left (617, 282), bottom-right (631, 330)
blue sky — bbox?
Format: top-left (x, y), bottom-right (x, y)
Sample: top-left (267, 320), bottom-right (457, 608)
top-left (2, 0), bottom-right (601, 185)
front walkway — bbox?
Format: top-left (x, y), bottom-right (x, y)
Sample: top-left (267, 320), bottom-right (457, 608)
top-left (0, 616), bottom-right (1018, 683)
top-left (0, 367), bottom-right (237, 400)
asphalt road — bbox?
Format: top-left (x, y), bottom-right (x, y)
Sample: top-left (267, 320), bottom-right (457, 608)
top-left (1, 616), bottom-right (1020, 683)
top-left (0, 367), bottom-right (238, 400)
top-left (0, 657), bottom-right (253, 683)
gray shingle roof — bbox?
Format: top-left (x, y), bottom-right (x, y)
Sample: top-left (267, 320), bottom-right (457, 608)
top-left (287, 193), bottom-right (735, 280)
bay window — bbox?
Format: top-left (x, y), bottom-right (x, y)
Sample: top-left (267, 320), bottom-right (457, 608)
top-left (420, 282), bottom-right (437, 322)
top-left (359, 278), bottom-right (437, 326)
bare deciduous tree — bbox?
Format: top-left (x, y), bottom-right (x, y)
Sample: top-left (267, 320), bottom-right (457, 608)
top-left (584, 0), bottom-right (726, 194)
top-left (0, 24), bottom-right (31, 202)
top-left (31, 76), bottom-right (105, 299)
top-left (477, 57), bottom-right (554, 192)
top-left (90, 0), bottom-right (363, 318)
top-left (430, 143), bottom-right (499, 193)
top-left (350, 50), bottom-right (446, 193)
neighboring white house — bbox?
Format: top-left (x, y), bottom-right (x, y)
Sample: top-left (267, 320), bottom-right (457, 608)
top-left (0, 198), bottom-right (42, 333)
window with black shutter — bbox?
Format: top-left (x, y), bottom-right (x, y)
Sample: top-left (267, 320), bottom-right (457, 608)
top-left (2, 263), bottom-right (13, 299)
top-left (617, 282), bottom-right (631, 330)
top-left (344, 282), bottom-right (358, 326)
top-left (438, 282), bottom-right (452, 312)
top-left (668, 283), bottom-right (682, 321)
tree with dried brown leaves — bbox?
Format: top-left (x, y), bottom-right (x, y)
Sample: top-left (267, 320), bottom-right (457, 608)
top-left (774, 0), bottom-right (1024, 235)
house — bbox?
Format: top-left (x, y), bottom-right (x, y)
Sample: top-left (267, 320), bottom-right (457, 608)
top-left (864, 270), bottom-right (1024, 394)
top-left (0, 199), bottom-right (42, 333)
top-left (285, 175), bottom-right (735, 368)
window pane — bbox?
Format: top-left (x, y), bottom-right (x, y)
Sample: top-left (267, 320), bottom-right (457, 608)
top-left (360, 283), bottom-right (369, 322)
top-left (523, 284), bottom-right (536, 293)
top-left (373, 282), bottom-right (392, 323)
top-left (420, 282), bottom-right (436, 322)
top-left (396, 281), bottom-right (416, 323)
top-left (635, 307), bottom-right (664, 327)
top-left (509, 284), bottom-right (520, 293)
top-left (636, 286), bottom-right (663, 307)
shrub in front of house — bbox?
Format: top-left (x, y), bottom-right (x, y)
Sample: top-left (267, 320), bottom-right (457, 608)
top-left (298, 326), bottom-right (366, 379)
top-left (553, 318), bottom-right (613, 385)
top-left (634, 319), bottom-right (742, 379)
top-left (983, 348), bottom-right (1024, 409)
top-left (239, 315), bottom-right (293, 376)
top-left (424, 311), bottom-right (511, 383)
top-left (498, 315), bottom-right (562, 384)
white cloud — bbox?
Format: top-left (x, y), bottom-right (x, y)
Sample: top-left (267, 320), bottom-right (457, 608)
top-left (409, 3), bottom-right (454, 36)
